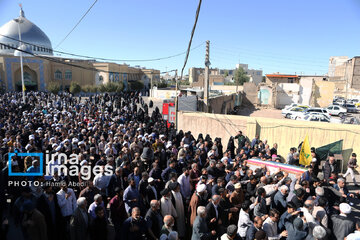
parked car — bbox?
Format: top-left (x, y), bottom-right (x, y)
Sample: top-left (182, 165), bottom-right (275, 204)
top-left (343, 103), bottom-right (358, 113)
top-left (283, 103), bottom-right (310, 110)
top-left (304, 107), bottom-right (331, 118)
top-left (348, 99), bottom-right (359, 104)
top-left (327, 105), bottom-right (347, 117)
top-left (282, 107), bottom-right (306, 119)
top-left (334, 99), bottom-right (346, 105)
top-left (301, 113), bottom-right (341, 123)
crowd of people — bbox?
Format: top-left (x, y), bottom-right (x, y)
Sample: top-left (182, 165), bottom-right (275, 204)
top-left (0, 91), bottom-right (359, 240)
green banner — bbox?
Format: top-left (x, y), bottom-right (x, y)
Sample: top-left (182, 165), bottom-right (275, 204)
top-left (315, 140), bottom-right (343, 161)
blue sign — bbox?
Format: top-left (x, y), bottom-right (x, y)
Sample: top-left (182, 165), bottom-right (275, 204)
top-left (8, 150), bottom-right (43, 176)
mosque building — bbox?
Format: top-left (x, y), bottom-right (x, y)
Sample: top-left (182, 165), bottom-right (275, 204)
top-left (0, 7), bottom-right (160, 92)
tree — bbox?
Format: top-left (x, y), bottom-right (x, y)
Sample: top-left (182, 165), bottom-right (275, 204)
top-left (234, 67), bottom-right (250, 92)
top-left (157, 81), bottom-right (168, 88)
top-left (224, 70), bottom-right (229, 77)
top-left (129, 81), bottom-right (144, 90)
top-left (47, 82), bottom-right (60, 94)
top-left (69, 82), bottom-right (81, 94)
top-left (82, 85), bottom-right (98, 93)
top-left (99, 82), bottom-right (123, 93)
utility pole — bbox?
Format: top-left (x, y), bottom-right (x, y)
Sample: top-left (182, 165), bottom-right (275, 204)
top-left (204, 40), bottom-right (210, 112)
top-left (174, 69), bottom-right (179, 129)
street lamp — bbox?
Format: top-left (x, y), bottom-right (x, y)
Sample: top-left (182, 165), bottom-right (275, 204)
top-left (14, 6), bottom-right (25, 103)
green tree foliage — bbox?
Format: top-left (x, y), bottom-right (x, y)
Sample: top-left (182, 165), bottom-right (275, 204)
top-left (234, 67), bottom-right (250, 86)
top-left (129, 81), bottom-right (144, 90)
top-left (157, 81), bottom-right (168, 88)
top-left (69, 82), bottom-right (81, 94)
top-left (47, 82), bottom-right (60, 94)
top-left (82, 85), bottom-right (99, 93)
top-left (99, 82), bottom-right (124, 93)
top-left (224, 70), bottom-right (229, 77)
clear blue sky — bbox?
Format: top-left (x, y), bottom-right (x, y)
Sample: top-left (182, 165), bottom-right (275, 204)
top-left (1, 0), bottom-right (360, 75)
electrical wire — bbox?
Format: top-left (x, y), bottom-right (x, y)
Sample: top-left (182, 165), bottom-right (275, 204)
top-left (179, 0), bottom-right (202, 81)
top-left (2, 43), bottom-right (176, 75)
top-left (0, 34), bottom-right (205, 62)
top-left (54, 0), bottom-right (98, 49)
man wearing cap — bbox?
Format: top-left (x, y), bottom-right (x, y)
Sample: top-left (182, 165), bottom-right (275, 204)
top-left (160, 188), bottom-right (177, 218)
top-left (331, 203), bottom-right (355, 240)
top-left (189, 184), bottom-right (208, 226)
top-left (145, 177), bottom-right (159, 208)
top-left (169, 182), bottom-right (185, 238)
top-left (229, 183), bottom-right (244, 223)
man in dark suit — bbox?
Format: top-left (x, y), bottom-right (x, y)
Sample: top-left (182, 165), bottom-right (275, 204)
top-left (246, 216), bottom-right (263, 240)
top-left (145, 200), bottom-right (163, 240)
top-left (322, 155), bottom-right (339, 182)
top-left (70, 197), bottom-right (89, 240)
top-left (145, 177), bottom-right (158, 208)
top-left (205, 195), bottom-right (223, 236)
top-left (192, 206), bottom-right (216, 240)
top-left (331, 203), bottom-right (355, 240)
top-left (37, 185), bottom-right (65, 240)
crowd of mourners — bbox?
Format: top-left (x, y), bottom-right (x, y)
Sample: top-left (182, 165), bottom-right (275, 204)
top-left (0, 91), bottom-right (359, 240)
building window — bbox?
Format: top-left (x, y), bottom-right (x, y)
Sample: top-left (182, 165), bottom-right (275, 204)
top-left (257, 71), bottom-right (261, 75)
top-left (65, 70), bottom-right (72, 80)
top-left (288, 78), bottom-right (294, 83)
top-left (55, 70), bottom-right (62, 80)
top-left (99, 76), bottom-right (103, 82)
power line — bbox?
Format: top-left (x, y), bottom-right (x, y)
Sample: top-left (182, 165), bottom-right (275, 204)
top-left (54, 0), bottom-right (98, 49)
top-left (2, 43), bottom-right (175, 75)
top-left (0, 33), bottom-right (205, 62)
top-left (179, 0), bottom-right (203, 81)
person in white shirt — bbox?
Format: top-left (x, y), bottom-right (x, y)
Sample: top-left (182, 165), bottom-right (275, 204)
top-left (177, 167), bottom-right (191, 200)
top-left (346, 221), bottom-right (360, 240)
top-left (93, 167), bottom-right (112, 194)
top-left (262, 209), bottom-right (288, 240)
top-left (237, 202), bottom-right (253, 238)
top-left (57, 181), bottom-right (77, 220)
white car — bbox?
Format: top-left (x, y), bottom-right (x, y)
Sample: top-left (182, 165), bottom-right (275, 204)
top-left (282, 107), bottom-right (306, 119)
top-left (303, 108), bottom-right (331, 118)
top-left (300, 113), bottom-right (341, 124)
top-left (327, 105), bottom-right (347, 117)
top-left (283, 103), bottom-right (310, 110)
